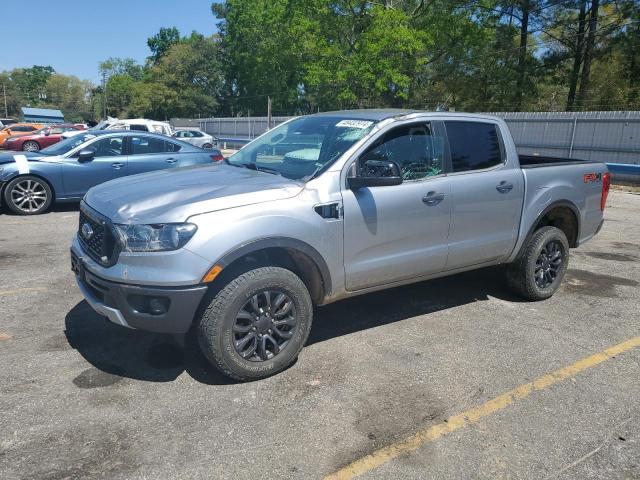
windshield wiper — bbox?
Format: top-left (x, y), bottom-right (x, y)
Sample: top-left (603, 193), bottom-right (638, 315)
top-left (242, 163), bottom-right (282, 176)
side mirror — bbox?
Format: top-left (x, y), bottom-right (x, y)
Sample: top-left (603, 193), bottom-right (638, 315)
top-left (77, 148), bottom-right (96, 163)
top-left (44, 130), bottom-right (50, 136)
top-left (347, 159), bottom-right (403, 189)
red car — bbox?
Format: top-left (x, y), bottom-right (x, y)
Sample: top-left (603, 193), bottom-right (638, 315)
top-left (2, 124), bottom-right (86, 152)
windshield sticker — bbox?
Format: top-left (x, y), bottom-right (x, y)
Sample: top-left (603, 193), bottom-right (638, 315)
top-left (13, 154), bottom-right (30, 174)
top-left (335, 120), bottom-right (373, 129)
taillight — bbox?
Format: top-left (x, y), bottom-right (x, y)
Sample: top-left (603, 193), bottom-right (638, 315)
top-left (601, 171), bottom-right (610, 211)
top-left (210, 153), bottom-right (224, 162)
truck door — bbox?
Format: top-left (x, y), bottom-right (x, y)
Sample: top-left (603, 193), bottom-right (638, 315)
top-left (342, 122), bottom-right (451, 291)
top-left (444, 120), bottom-right (524, 269)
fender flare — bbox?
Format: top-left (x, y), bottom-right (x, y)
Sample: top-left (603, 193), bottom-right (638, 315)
top-left (215, 237), bottom-right (332, 295)
top-left (516, 200), bottom-right (581, 258)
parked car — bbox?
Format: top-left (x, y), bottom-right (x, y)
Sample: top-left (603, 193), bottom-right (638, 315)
top-left (63, 118), bottom-right (173, 139)
top-left (0, 131), bottom-right (223, 215)
top-left (173, 128), bottom-right (217, 149)
top-left (0, 118), bottom-right (17, 129)
top-left (0, 123), bottom-right (44, 145)
top-left (3, 124), bottom-right (85, 152)
top-left (70, 110), bottom-right (610, 381)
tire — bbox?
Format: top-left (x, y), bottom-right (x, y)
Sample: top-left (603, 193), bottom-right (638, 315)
top-left (3, 175), bottom-right (53, 215)
top-left (202, 143), bottom-right (213, 149)
top-left (506, 226), bottom-right (569, 301)
top-left (22, 141), bottom-right (41, 152)
top-left (197, 266), bottom-right (313, 381)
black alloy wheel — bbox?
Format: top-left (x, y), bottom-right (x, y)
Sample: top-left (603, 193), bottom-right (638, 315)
top-left (534, 240), bottom-right (563, 288)
top-left (232, 290), bottom-right (297, 361)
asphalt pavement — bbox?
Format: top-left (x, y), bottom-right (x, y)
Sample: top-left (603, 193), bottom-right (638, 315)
top-left (0, 191), bottom-right (638, 479)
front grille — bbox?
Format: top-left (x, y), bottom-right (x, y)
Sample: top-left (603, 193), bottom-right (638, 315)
top-left (78, 203), bottom-right (119, 266)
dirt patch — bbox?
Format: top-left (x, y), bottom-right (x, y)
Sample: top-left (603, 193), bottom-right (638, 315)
top-left (41, 334), bottom-right (72, 352)
top-left (0, 332), bottom-right (11, 341)
top-left (581, 251), bottom-right (638, 262)
top-left (563, 269), bottom-right (639, 298)
top-left (0, 251), bottom-right (25, 267)
top-left (610, 242), bottom-right (640, 252)
top-left (10, 427), bottom-right (140, 480)
top-left (73, 367), bottom-right (126, 389)
top-left (330, 383), bottom-right (446, 472)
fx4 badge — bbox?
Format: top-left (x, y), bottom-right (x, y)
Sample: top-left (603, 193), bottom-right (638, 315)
top-left (583, 173), bottom-right (602, 183)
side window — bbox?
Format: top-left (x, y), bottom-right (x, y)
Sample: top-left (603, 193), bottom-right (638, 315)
top-left (175, 131), bottom-right (185, 138)
top-left (445, 121), bottom-right (503, 172)
top-left (164, 141), bottom-right (182, 153)
top-left (130, 136), bottom-right (165, 154)
top-left (50, 127), bottom-right (64, 134)
top-left (129, 124), bottom-right (149, 132)
top-left (360, 123), bottom-right (445, 180)
top-left (90, 136), bottom-right (124, 157)
top-left (192, 131), bottom-right (203, 137)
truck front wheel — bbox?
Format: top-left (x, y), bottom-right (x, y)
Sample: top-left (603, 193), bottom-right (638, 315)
top-left (507, 226), bottom-right (570, 301)
top-left (196, 266), bottom-right (313, 381)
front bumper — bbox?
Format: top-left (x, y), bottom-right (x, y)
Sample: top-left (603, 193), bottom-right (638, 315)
top-left (71, 247), bottom-right (208, 334)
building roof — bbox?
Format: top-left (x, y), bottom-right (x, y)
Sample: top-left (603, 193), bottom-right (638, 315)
top-left (21, 107), bottom-right (64, 118)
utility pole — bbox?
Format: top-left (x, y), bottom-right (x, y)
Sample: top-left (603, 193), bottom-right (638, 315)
top-left (102, 71), bottom-right (108, 119)
top-left (267, 96), bottom-right (272, 130)
top-left (2, 83), bottom-right (7, 118)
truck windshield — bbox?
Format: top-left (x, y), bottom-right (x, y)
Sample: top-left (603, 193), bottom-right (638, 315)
top-left (227, 116), bottom-right (377, 181)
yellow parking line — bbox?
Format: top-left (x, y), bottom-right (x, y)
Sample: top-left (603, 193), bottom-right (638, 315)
top-left (326, 336), bottom-right (640, 480)
top-left (0, 287), bottom-right (48, 296)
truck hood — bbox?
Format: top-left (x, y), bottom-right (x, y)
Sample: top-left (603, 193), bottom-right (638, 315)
top-left (84, 163), bottom-right (304, 224)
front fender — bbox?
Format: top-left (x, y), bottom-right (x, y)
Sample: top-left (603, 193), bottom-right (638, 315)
top-left (0, 161), bottom-right (64, 198)
top-left (185, 196), bottom-right (343, 296)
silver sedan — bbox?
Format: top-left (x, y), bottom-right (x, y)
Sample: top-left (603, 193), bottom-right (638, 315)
top-left (173, 129), bottom-right (216, 149)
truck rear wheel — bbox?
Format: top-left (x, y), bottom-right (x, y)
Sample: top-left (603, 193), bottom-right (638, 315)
top-left (506, 226), bottom-right (569, 301)
top-left (196, 266), bottom-right (313, 381)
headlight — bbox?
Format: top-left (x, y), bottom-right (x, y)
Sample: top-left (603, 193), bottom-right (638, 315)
top-left (114, 223), bottom-right (197, 252)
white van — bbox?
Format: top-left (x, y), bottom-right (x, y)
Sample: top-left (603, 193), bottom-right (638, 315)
top-left (62, 118), bottom-right (173, 138)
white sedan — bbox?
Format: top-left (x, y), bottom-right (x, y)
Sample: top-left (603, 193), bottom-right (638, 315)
top-left (173, 129), bottom-right (216, 149)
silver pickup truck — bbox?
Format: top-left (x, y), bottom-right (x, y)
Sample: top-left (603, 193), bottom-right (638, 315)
top-left (71, 110), bottom-right (610, 380)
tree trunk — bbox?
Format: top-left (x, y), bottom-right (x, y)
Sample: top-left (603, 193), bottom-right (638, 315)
top-left (566, 0), bottom-right (587, 111)
top-left (576, 0), bottom-right (600, 110)
top-left (515, 0), bottom-right (531, 110)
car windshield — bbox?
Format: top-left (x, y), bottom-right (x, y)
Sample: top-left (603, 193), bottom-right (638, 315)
top-left (90, 120), bottom-right (111, 130)
top-left (39, 133), bottom-right (100, 156)
top-left (227, 116), bottom-right (377, 181)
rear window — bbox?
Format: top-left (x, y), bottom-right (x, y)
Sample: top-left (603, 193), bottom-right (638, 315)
top-left (445, 122), bottom-right (503, 172)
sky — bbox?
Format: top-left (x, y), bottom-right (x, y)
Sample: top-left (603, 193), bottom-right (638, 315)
top-left (1, 0), bottom-right (218, 83)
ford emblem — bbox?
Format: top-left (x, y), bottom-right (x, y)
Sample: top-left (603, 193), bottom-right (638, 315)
top-left (81, 223), bottom-right (94, 240)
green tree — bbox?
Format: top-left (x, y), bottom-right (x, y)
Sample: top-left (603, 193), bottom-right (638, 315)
top-left (10, 65), bottom-right (55, 106)
top-left (147, 27), bottom-right (181, 65)
top-left (43, 74), bottom-right (93, 121)
top-left (150, 33), bottom-right (223, 116)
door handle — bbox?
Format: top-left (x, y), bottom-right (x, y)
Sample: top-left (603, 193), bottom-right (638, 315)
top-left (111, 162), bottom-right (124, 169)
top-left (165, 158), bottom-right (177, 164)
top-left (496, 181), bottom-right (514, 193)
top-left (422, 191), bottom-right (445, 206)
